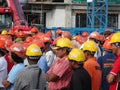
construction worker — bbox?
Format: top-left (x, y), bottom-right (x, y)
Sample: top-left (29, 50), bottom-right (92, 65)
top-left (89, 31), bottom-right (103, 58)
top-left (0, 49), bottom-right (7, 90)
top-left (62, 31), bottom-right (72, 40)
top-left (68, 48), bottom-right (91, 90)
top-left (41, 36), bottom-right (55, 69)
top-left (104, 29), bottom-right (112, 38)
top-left (81, 41), bottom-right (102, 90)
top-left (2, 43), bottom-right (25, 90)
top-left (56, 28), bottom-right (62, 38)
top-left (97, 39), bottom-right (116, 90)
top-left (31, 39), bottom-right (48, 73)
top-left (14, 44), bottom-right (46, 90)
top-left (106, 32), bottom-right (120, 90)
top-left (46, 37), bottom-right (73, 90)
top-left (30, 27), bottom-right (39, 36)
top-left (81, 31), bottom-right (88, 42)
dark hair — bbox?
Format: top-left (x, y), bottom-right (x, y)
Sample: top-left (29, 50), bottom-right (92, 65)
top-left (84, 50), bottom-right (95, 57)
top-left (0, 49), bottom-right (5, 56)
top-left (61, 47), bottom-right (71, 55)
top-left (11, 52), bottom-right (23, 63)
top-left (27, 56), bottom-right (41, 61)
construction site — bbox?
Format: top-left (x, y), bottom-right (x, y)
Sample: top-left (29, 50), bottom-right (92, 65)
top-left (20, 0), bottom-right (120, 34)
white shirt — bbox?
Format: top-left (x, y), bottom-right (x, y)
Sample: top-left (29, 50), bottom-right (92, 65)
top-left (0, 56), bottom-right (7, 87)
top-left (43, 50), bottom-right (55, 67)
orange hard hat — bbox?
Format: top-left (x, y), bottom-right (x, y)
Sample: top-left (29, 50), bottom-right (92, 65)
top-left (82, 32), bottom-right (88, 37)
top-left (25, 36), bottom-right (33, 43)
top-left (62, 31), bottom-right (72, 39)
top-left (42, 36), bottom-right (52, 43)
top-left (5, 39), bottom-right (13, 51)
top-left (56, 29), bottom-right (62, 34)
top-left (8, 30), bottom-right (14, 35)
top-left (10, 43), bottom-right (24, 58)
top-left (0, 35), bottom-right (11, 41)
top-left (22, 43), bottom-right (30, 52)
top-left (75, 35), bottom-right (85, 45)
top-left (89, 31), bottom-right (100, 40)
top-left (0, 40), bottom-right (5, 49)
top-left (19, 31), bottom-right (25, 38)
top-left (33, 32), bottom-right (44, 40)
top-left (99, 35), bottom-right (105, 41)
top-left (45, 30), bottom-right (52, 37)
top-left (31, 27), bottom-right (38, 33)
top-left (106, 34), bottom-right (113, 40)
top-left (31, 39), bottom-right (45, 48)
top-left (103, 40), bottom-right (112, 50)
top-left (16, 31), bottom-right (25, 38)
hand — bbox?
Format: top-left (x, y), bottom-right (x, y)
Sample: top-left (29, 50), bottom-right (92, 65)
top-left (106, 74), bottom-right (115, 84)
top-left (2, 80), bottom-right (11, 88)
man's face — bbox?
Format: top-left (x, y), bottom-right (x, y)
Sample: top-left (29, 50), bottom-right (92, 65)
top-left (55, 48), bottom-right (66, 58)
top-left (111, 44), bottom-right (118, 54)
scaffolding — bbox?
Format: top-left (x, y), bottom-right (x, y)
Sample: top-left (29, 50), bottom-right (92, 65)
top-left (86, 0), bottom-right (108, 29)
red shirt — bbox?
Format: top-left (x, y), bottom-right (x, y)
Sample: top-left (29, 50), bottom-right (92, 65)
top-left (110, 55), bottom-right (120, 76)
top-left (4, 54), bottom-right (14, 73)
top-left (47, 56), bottom-right (73, 90)
top-left (109, 55), bottom-right (120, 90)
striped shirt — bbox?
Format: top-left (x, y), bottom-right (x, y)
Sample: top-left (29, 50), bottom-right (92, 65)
top-left (47, 56), bottom-right (73, 90)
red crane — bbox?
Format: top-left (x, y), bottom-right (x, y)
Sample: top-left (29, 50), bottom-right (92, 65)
top-left (0, 0), bottom-right (31, 34)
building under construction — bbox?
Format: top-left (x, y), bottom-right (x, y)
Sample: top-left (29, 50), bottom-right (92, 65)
top-left (22, 0), bottom-right (120, 31)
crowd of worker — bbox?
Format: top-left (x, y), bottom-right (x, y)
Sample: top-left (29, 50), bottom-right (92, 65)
top-left (0, 27), bottom-right (120, 90)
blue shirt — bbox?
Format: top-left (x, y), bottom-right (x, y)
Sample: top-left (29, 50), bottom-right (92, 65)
top-left (97, 53), bottom-right (116, 90)
top-left (7, 63), bottom-right (24, 90)
top-left (37, 55), bottom-right (48, 73)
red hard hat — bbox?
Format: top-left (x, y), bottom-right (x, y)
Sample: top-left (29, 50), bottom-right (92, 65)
top-left (10, 43), bottom-right (24, 58)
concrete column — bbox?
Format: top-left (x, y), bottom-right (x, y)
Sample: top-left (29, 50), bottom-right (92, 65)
top-left (72, 13), bottom-right (76, 28)
top-left (118, 14), bottom-right (120, 29)
top-left (65, 5), bottom-right (72, 27)
top-left (46, 6), bottom-right (66, 27)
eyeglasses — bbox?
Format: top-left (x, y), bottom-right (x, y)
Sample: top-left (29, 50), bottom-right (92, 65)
top-left (111, 43), bottom-right (120, 47)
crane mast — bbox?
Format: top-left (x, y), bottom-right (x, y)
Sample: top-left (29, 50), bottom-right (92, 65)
top-left (86, 0), bottom-right (108, 29)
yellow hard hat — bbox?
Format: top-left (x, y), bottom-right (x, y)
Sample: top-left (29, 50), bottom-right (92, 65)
top-left (110, 32), bottom-right (120, 43)
top-left (26, 44), bottom-right (42, 56)
top-left (68, 48), bottom-right (85, 62)
top-left (82, 41), bottom-right (98, 52)
top-left (55, 38), bottom-right (72, 49)
top-left (1, 30), bottom-right (7, 35)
